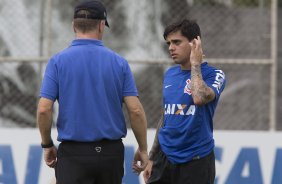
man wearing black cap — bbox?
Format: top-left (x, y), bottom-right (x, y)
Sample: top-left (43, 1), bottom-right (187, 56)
top-left (37, 1), bottom-right (149, 183)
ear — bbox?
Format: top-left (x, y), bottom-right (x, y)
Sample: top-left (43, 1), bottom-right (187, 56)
top-left (72, 21), bottom-right (77, 33)
top-left (98, 20), bottom-right (105, 33)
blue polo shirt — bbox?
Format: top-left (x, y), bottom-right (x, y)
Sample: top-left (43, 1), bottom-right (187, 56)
top-left (40, 39), bottom-right (138, 142)
top-left (158, 62), bottom-right (226, 163)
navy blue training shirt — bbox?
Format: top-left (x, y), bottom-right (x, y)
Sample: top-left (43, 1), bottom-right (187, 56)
top-left (40, 39), bottom-right (138, 142)
top-left (158, 62), bottom-right (226, 164)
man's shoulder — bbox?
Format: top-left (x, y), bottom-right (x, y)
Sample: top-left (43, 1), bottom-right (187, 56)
top-left (165, 65), bottom-right (180, 74)
top-left (202, 62), bottom-right (224, 74)
top-left (50, 46), bottom-right (71, 60)
top-left (111, 51), bottom-right (127, 62)
top-left (98, 46), bottom-right (128, 64)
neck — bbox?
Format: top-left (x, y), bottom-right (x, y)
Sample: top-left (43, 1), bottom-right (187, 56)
top-left (180, 60), bottom-right (191, 70)
top-left (75, 31), bottom-right (102, 40)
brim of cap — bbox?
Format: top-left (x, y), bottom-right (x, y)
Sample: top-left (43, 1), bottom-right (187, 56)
top-left (105, 20), bottom-right (109, 28)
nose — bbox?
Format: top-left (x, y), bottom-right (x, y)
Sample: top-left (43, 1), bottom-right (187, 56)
top-left (168, 44), bottom-right (175, 52)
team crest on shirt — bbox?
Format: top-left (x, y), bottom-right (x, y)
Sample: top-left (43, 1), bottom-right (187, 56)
top-left (184, 79), bottom-right (192, 95)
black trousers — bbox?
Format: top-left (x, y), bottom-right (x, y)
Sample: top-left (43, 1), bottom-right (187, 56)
top-left (147, 150), bottom-right (215, 184)
top-left (55, 139), bottom-right (124, 184)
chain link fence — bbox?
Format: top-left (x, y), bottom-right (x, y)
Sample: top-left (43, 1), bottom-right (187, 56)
top-left (0, 0), bottom-right (280, 130)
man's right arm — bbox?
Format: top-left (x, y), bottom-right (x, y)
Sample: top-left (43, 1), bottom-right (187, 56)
top-left (37, 97), bottom-right (57, 168)
top-left (37, 98), bottom-right (54, 146)
top-left (143, 114), bottom-right (163, 183)
top-left (149, 115), bottom-right (163, 160)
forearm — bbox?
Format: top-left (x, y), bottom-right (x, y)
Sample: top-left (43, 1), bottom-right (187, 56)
top-left (149, 115), bottom-right (163, 160)
top-left (191, 64), bottom-right (215, 105)
top-left (37, 99), bottom-right (54, 144)
top-left (128, 106), bottom-right (148, 152)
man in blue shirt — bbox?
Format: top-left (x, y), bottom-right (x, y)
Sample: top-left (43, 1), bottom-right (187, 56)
top-left (143, 19), bottom-right (226, 184)
top-left (37, 1), bottom-right (148, 183)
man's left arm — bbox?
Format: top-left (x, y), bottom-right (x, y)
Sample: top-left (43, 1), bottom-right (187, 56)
top-left (190, 36), bottom-right (215, 105)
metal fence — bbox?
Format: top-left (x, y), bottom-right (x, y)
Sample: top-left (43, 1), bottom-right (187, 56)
top-left (0, 0), bottom-right (279, 130)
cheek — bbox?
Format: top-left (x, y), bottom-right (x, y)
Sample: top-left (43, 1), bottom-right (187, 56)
top-left (187, 49), bottom-right (191, 56)
top-left (186, 45), bottom-right (192, 53)
top-left (179, 47), bottom-right (190, 58)
top-left (185, 47), bottom-right (192, 58)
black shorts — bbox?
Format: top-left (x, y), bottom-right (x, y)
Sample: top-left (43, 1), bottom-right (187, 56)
top-left (55, 139), bottom-right (124, 184)
top-left (147, 150), bottom-right (215, 184)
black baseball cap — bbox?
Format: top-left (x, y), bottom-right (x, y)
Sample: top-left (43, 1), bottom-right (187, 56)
top-left (74, 0), bottom-right (109, 27)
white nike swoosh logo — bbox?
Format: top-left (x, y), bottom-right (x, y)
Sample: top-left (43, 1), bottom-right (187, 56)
top-left (165, 85), bottom-right (172, 88)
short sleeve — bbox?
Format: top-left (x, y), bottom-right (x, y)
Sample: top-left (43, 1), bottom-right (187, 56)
top-left (205, 69), bottom-right (226, 99)
top-left (40, 58), bottom-right (59, 101)
top-left (122, 62), bottom-right (138, 97)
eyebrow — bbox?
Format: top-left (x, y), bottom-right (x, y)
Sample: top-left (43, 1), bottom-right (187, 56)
top-left (168, 39), bottom-right (181, 44)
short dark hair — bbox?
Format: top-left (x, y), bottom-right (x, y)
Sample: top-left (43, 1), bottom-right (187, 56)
top-left (73, 0), bottom-right (109, 27)
top-left (163, 19), bottom-right (201, 41)
top-left (73, 10), bottom-right (100, 33)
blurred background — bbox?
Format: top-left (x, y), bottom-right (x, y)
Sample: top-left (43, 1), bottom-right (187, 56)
top-left (0, 0), bottom-right (281, 131)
